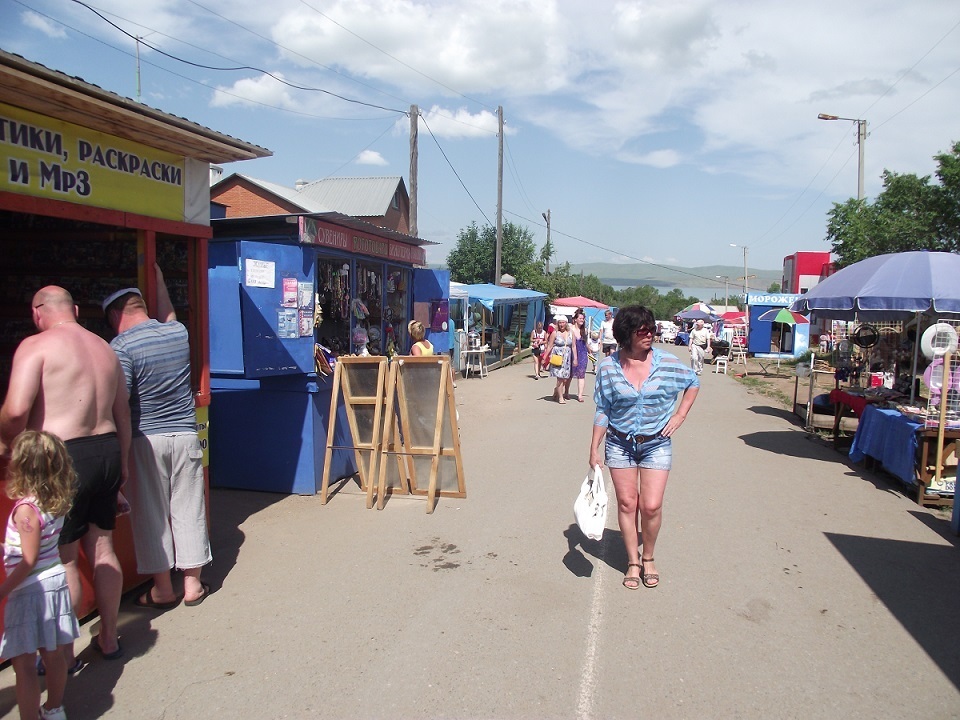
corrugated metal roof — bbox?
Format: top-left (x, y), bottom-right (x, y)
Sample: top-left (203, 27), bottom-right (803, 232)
top-left (296, 176), bottom-right (404, 217)
top-left (232, 175), bottom-right (328, 212)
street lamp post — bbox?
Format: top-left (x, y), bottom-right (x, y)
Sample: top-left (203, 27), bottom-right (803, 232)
top-left (818, 113), bottom-right (867, 201)
top-left (730, 243), bottom-right (749, 299)
top-left (716, 275), bottom-right (729, 311)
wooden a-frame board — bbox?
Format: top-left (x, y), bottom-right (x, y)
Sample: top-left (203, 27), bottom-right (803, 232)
top-left (377, 355), bottom-right (466, 512)
top-left (320, 356), bottom-right (392, 508)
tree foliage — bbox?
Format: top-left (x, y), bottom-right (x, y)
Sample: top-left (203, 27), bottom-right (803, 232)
top-left (446, 221), bottom-right (539, 285)
top-left (827, 141), bottom-right (960, 267)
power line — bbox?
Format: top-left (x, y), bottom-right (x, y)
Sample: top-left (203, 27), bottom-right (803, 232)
top-left (70, 0), bottom-right (408, 114)
top-left (15, 1), bottom-right (399, 123)
top-left (747, 15), bottom-right (960, 250)
top-left (181, 0), bottom-right (413, 108)
top-left (420, 114), bottom-right (493, 227)
top-left (503, 210), bottom-right (764, 292)
top-left (297, 0), bottom-right (494, 112)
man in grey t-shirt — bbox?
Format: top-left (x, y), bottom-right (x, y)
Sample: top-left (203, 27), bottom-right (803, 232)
top-left (104, 264), bottom-right (211, 609)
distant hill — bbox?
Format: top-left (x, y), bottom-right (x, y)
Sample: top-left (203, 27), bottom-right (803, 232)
top-left (567, 262), bottom-right (782, 290)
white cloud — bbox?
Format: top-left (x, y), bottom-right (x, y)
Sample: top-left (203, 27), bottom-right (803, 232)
top-left (414, 105), bottom-right (510, 139)
top-left (21, 11), bottom-right (67, 39)
top-left (59, 0), bottom-right (960, 199)
top-left (356, 150), bottom-right (387, 166)
top-left (618, 149), bottom-right (682, 168)
top-left (210, 73), bottom-right (296, 109)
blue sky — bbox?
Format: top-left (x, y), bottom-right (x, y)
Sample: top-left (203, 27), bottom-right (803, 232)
top-left (3, 0), bottom-right (959, 288)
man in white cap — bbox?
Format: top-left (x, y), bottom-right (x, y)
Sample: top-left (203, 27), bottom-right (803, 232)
top-left (104, 264), bottom-right (211, 610)
top-left (1, 285), bottom-right (130, 669)
top-left (688, 319), bottom-right (711, 375)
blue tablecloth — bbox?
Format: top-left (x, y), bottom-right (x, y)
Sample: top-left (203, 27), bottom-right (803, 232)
top-left (848, 404), bottom-right (921, 485)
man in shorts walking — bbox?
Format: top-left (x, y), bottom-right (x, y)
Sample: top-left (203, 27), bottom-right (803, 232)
top-left (104, 264), bottom-right (211, 609)
top-left (1, 286), bottom-right (130, 666)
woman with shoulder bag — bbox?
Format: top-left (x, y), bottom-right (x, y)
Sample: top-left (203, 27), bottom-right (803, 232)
top-left (541, 315), bottom-right (576, 404)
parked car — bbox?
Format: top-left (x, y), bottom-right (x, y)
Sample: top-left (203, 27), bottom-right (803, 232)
top-left (658, 322), bottom-right (678, 343)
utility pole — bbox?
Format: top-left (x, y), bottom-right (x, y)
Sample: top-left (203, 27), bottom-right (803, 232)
top-left (409, 104), bottom-right (418, 237)
top-left (136, 36), bottom-right (142, 103)
top-left (495, 105), bottom-right (503, 285)
top-left (541, 209), bottom-right (551, 274)
top-left (716, 275), bottom-right (729, 311)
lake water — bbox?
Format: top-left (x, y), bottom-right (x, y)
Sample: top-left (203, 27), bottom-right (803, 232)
top-left (612, 285), bottom-right (744, 303)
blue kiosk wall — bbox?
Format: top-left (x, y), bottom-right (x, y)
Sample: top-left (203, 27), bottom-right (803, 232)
top-left (746, 292), bottom-right (809, 358)
top-left (208, 238), bottom-right (357, 495)
top-left (207, 231), bottom-right (446, 495)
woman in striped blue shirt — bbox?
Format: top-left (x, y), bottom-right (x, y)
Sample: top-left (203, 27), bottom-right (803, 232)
top-left (589, 306), bottom-right (699, 590)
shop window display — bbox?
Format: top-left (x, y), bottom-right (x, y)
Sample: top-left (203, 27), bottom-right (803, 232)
top-left (355, 262), bottom-right (383, 356)
top-left (385, 266), bottom-right (410, 356)
top-left (316, 257), bottom-right (352, 356)
top-left (0, 212), bottom-right (194, 393)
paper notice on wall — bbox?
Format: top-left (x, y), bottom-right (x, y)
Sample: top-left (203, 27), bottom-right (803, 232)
top-left (299, 309), bottom-right (314, 337)
top-left (282, 277), bottom-right (298, 307)
top-left (278, 309), bottom-right (298, 339)
top-left (298, 282), bottom-right (314, 308)
top-left (245, 259), bottom-right (275, 288)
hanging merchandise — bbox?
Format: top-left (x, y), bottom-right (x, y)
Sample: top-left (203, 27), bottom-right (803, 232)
top-left (352, 298), bottom-right (369, 320)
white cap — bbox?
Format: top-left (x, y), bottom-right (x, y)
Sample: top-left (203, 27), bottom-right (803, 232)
top-left (102, 288), bottom-right (141, 313)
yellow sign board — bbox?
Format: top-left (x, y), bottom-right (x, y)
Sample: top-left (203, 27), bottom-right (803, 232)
top-left (0, 102), bottom-right (186, 221)
top-left (195, 405), bottom-right (209, 468)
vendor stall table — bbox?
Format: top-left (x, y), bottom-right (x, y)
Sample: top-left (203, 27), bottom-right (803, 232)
top-left (847, 404), bottom-right (956, 507)
top-left (829, 388), bottom-right (881, 449)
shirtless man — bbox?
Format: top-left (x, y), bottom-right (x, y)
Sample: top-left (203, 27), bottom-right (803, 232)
top-left (0, 286), bottom-right (130, 667)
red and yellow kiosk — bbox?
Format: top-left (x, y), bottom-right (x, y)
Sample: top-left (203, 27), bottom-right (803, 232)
top-left (0, 50), bottom-right (270, 624)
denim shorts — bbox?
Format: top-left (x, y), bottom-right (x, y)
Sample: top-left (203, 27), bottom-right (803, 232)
top-left (605, 431), bottom-right (672, 470)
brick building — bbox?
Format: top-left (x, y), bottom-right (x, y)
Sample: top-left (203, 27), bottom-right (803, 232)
top-left (210, 172), bottom-right (413, 234)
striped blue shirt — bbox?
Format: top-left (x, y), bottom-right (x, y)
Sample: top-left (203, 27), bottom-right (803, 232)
top-left (593, 348), bottom-right (699, 436)
top-left (111, 319), bottom-right (195, 436)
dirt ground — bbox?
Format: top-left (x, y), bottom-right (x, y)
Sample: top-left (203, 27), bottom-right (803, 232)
top-left (693, 348), bottom-right (807, 409)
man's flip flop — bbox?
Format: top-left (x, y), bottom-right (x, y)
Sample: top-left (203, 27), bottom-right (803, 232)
top-left (133, 589), bottom-right (180, 610)
top-left (184, 582), bottom-right (211, 607)
top-left (92, 636), bottom-right (124, 660)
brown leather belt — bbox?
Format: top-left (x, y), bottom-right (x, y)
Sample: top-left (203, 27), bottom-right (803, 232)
top-left (609, 428), bottom-right (660, 444)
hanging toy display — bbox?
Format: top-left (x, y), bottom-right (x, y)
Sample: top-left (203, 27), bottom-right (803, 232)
top-left (351, 298), bottom-right (369, 320)
top-left (367, 326), bottom-right (382, 356)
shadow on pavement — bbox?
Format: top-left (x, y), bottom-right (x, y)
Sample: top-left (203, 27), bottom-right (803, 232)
top-left (0, 613), bottom-right (161, 720)
top-left (825, 532), bottom-right (960, 692)
top-left (206, 488), bottom-right (288, 589)
top-left (738, 429), bottom-right (833, 459)
top-left (906, 510), bottom-right (960, 548)
top-left (746, 404), bottom-right (800, 424)
top-left (562, 524), bottom-right (630, 577)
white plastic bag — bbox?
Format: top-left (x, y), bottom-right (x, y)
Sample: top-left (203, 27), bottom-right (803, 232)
top-left (574, 466), bottom-right (608, 541)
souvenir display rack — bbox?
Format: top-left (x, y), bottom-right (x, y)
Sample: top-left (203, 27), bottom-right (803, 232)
top-left (0, 211), bottom-right (189, 391)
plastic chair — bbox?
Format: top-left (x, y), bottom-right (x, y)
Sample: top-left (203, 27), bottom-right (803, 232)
top-left (714, 352), bottom-right (729, 374)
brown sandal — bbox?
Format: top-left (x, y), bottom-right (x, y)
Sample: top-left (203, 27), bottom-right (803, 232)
top-left (623, 563), bottom-right (641, 590)
top-left (641, 557), bottom-right (659, 588)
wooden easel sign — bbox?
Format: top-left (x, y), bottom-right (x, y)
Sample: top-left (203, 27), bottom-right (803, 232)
top-left (320, 356), bottom-right (388, 508)
top-left (378, 355), bottom-right (466, 512)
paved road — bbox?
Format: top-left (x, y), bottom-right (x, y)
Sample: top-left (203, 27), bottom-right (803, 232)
top-left (1, 350), bottom-right (958, 719)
